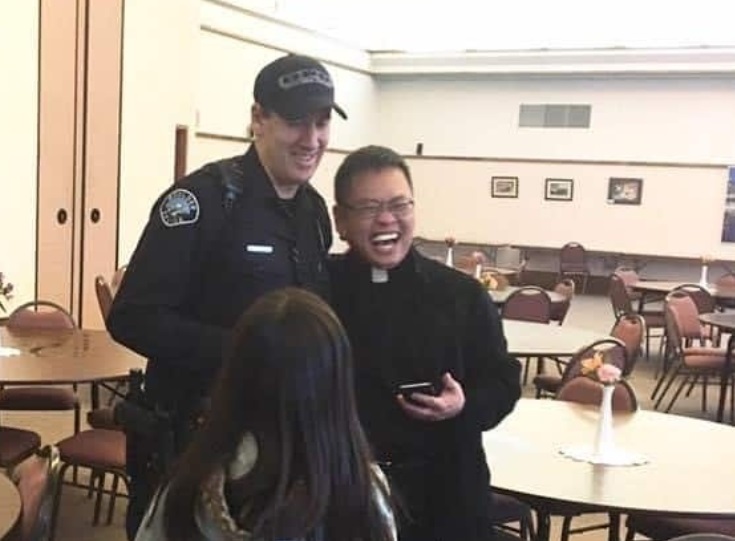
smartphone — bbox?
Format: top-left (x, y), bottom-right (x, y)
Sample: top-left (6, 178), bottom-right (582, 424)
top-left (398, 381), bottom-right (438, 400)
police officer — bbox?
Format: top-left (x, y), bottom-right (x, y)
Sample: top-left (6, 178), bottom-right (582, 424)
top-left (107, 53), bottom-right (345, 540)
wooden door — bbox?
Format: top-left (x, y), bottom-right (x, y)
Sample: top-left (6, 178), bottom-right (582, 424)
top-left (36, 0), bottom-right (122, 329)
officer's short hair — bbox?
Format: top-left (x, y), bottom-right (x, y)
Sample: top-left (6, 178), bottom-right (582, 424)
top-left (334, 145), bottom-right (413, 205)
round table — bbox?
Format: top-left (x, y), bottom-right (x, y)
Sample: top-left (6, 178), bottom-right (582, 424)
top-left (503, 320), bottom-right (611, 357)
top-left (0, 474), bottom-right (21, 540)
top-left (484, 399), bottom-right (735, 541)
top-left (489, 286), bottom-right (566, 307)
top-left (0, 328), bottom-right (145, 385)
top-left (632, 280), bottom-right (735, 303)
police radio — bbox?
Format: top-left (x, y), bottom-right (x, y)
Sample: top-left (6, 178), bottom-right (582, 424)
top-left (215, 159), bottom-right (244, 213)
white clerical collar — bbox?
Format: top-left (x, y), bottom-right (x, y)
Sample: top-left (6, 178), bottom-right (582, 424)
top-left (371, 267), bottom-right (389, 283)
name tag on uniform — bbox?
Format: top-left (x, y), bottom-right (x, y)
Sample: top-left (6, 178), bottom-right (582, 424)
top-left (246, 244), bottom-right (274, 254)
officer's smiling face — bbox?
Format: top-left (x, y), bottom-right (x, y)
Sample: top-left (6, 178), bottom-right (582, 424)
top-left (252, 104), bottom-right (331, 198)
top-left (335, 167), bottom-right (415, 270)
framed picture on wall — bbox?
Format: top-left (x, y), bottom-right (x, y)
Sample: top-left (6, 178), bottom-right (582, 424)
top-left (607, 177), bottom-right (643, 205)
top-left (491, 176), bottom-right (519, 198)
top-left (545, 178), bottom-right (573, 201)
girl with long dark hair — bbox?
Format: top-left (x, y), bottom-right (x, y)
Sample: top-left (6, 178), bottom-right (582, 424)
top-left (134, 287), bottom-right (395, 541)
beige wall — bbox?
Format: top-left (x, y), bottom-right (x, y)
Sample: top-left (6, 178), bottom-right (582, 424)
top-left (0, 0), bottom-right (39, 311)
top-left (118, 0), bottom-right (200, 264)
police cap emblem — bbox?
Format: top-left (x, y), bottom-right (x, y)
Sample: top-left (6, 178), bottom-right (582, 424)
top-left (159, 189), bottom-right (199, 227)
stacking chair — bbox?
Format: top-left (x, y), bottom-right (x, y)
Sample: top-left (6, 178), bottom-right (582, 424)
top-left (0, 426), bottom-right (42, 476)
top-left (534, 338), bottom-right (628, 399)
top-left (608, 274), bottom-right (665, 360)
top-left (8, 445), bottom-right (62, 541)
top-left (489, 490), bottom-right (535, 541)
top-left (626, 514), bottom-right (735, 541)
top-left (502, 287), bottom-right (552, 324)
top-left (558, 242), bottom-right (590, 293)
top-left (714, 272), bottom-right (735, 311)
top-left (109, 265), bottom-right (127, 295)
top-left (550, 278), bottom-right (575, 325)
top-left (553, 376), bottom-right (639, 541)
top-left (51, 428), bottom-right (128, 536)
top-left (94, 275), bottom-right (114, 322)
top-left (613, 266), bottom-right (640, 298)
top-left (92, 274), bottom-right (128, 415)
top-left (610, 313), bottom-right (646, 377)
top-left (672, 283), bottom-right (719, 345)
top-left (556, 376), bottom-right (639, 411)
top-left (502, 287), bottom-right (552, 384)
top-left (0, 301), bottom-right (81, 434)
top-left (653, 292), bottom-right (730, 416)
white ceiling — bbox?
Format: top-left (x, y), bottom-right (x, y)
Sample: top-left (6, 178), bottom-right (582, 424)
top-left (233, 0), bottom-right (735, 52)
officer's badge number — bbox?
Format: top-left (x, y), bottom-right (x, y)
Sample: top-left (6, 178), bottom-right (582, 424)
top-left (159, 189), bottom-right (199, 227)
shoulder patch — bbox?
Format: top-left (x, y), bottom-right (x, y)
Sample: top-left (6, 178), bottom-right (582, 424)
top-left (159, 189), bottom-right (200, 227)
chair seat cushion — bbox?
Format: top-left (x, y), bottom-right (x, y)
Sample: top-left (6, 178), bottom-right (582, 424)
top-left (0, 387), bottom-right (78, 410)
top-left (86, 407), bottom-right (121, 431)
top-left (57, 429), bottom-right (125, 470)
top-left (489, 491), bottom-right (531, 523)
top-left (683, 352), bottom-right (727, 369)
top-left (630, 513), bottom-right (735, 539)
top-left (0, 426), bottom-right (42, 466)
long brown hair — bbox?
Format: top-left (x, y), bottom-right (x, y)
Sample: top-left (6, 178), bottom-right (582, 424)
top-left (162, 287), bottom-right (392, 541)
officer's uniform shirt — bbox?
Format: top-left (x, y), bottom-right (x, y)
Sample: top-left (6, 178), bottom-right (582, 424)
top-left (107, 146), bottom-right (331, 405)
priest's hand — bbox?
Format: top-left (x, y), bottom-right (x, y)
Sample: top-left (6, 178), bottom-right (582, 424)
top-left (396, 372), bottom-right (465, 422)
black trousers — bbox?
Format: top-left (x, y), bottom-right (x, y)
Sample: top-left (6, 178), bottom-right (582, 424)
top-left (124, 406), bottom-right (200, 540)
top-left (380, 459), bottom-right (494, 541)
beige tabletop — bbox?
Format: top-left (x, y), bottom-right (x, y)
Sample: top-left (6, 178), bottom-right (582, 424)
top-left (0, 474), bottom-right (20, 540)
top-left (482, 266), bottom-right (519, 277)
top-left (503, 320), bottom-right (611, 357)
top-left (632, 280), bottom-right (735, 301)
top-left (485, 399), bottom-right (735, 527)
top-left (0, 328), bottom-right (145, 385)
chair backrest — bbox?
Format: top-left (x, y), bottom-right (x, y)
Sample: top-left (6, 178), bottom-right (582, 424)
top-left (556, 376), bottom-right (639, 412)
top-left (110, 265), bottom-right (128, 295)
top-left (501, 286), bottom-right (552, 323)
top-left (715, 273), bottom-right (735, 288)
top-left (7, 301), bottom-right (76, 330)
top-left (613, 266), bottom-right (639, 288)
top-left (608, 274), bottom-right (634, 318)
top-left (559, 242), bottom-right (588, 271)
top-left (550, 279), bottom-right (576, 324)
top-left (559, 338), bottom-right (629, 384)
top-left (665, 291), bottom-right (703, 341)
top-left (610, 313), bottom-right (646, 376)
top-left (95, 275), bottom-right (114, 321)
top-left (672, 283), bottom-right (716, 314)
top-left (10, 445), bottom-right (62, 541)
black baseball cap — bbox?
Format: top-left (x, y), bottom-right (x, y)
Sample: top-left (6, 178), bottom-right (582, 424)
top-left (254, 54), bottom-right (347, 121)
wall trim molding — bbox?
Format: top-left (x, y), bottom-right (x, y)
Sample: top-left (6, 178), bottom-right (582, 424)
top-left (194, 131), bottom-right (728, 170)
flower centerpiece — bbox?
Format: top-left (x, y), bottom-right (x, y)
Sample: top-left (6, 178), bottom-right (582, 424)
top-left (471, 251), bottom-right (486, 279)
top-left (581, 352), bottom-right (622, 462)
top-left (0, 272), bottom-right (13, 313)
top-left (559, 351), bottom-right (647, 466)
top-left (699, 255), bottom-right (714, 287)
top-left (444, 237), bottom-right (456, 267)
